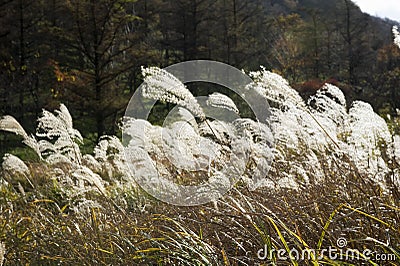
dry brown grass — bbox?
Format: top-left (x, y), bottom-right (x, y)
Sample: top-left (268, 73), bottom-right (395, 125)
top-left (0, 158), bottom-right (399, 265)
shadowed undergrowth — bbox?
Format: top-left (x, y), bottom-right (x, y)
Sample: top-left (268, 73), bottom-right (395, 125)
top-left (0, 166), bottom-right (399, 265)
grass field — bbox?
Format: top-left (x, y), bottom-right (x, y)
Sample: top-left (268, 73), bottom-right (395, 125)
top-left (1, 68), bottom-right (399, 265)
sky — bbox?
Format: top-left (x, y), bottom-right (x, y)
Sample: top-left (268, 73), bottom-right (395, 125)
top-left (353, 0), bottom-right (400, 21)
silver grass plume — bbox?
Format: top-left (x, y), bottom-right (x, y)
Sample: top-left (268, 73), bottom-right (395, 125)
top-left (207, 92), bottom-right (239, 114)
top-left (71, 166), bottom-right (106, 194)
top-left (0, 241), bottom-right (4, 266)
top-left (36, 104), bottom-right (83, 164)
top-left (141, 66), bottom-right (206, 120)
top-left (177, 107), bottom-right (199, 132)
top-left (306, 84), bottom-right (348, 145)
top-left (0, 115), bottom-right (41, 158)
top-left (1, 153), bottom-right (30, 175)
top-left (1, 153), bottom-right (35, 190)
top-left (248, 66), bottom-right (305, 109)
top-left (94, 135), bottom-right (124, 162)
top-left (344, 101), bottom-right (392, 179)
top-left (393, 26), bottom-right (400, 49)
top-left (93, 135), bottom-right (132, 179)
top-left (82, 154), bottom-right (102, 173)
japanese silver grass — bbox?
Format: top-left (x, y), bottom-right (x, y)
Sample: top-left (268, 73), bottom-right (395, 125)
top-left (393, 26), bottom-right (400, 49)
top-left (141, 66), bottom-right (205, 120)
top-left (207, 92), bottom-right (239, 114)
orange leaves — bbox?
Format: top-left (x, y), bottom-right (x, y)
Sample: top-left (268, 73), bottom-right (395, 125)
top-left (48, 60), bottom-right (79, 98)
top-left (50, 60), bottom-right (77, 84)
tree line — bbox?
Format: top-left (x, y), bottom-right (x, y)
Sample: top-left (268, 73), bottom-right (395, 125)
top-left (0, 0), bottom-right (399, 153)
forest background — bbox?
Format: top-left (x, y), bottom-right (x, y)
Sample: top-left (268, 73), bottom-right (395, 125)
top-left (1, 0), bottom-right (399, 157)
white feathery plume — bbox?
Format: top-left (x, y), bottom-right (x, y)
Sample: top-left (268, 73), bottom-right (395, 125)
top-left (207, 92), bottom-right (239, 114)
top-left (394, 135), bottom-right (400, 165)
top-left (199, 120), bottom-right (233, 145)
top-left (37, 105), bottom-right (82, 142)
top-left (245, 69), bottom-right (345, 190)
top-left (93, 135), bottom-right (134, 180)
top-left (233, 118), bottom-right (274, 190)
top-left (45, 153), bottom-right (74, 165)
top-left (306, 84), bottom-right (348, 146)
top-left (233, 118), bottom-right (273, 145)
top-left (82, 154), bottom-right (102, 173)
top-left (177, 107), bottom-right (199, 132)
top-left (56, 104), bottom-right (83, 142)
top-left (343, 101), bottom-right (391, 184)
top-left (123, 118), bottom-right (153, 147)
top-left (94, 137), bottom-right (112, 161)
top-left (38, 139), bottom-right (57, 155)
top-left (123, 118), bottom-right (165, 156)
top-left (166, 121), bottom-right (220, 170)
top-left (0, 104), bottom-right (129, 195)
top-left (37, 110), bottom-right (67, 139)
top-left (246, 69), bottom-right (340, 189)
top-left (346, 101), bottom-right (392, 149)
top-left (124, 117), bottom-right (223, 177)
top-left (248, 67), bottom-right (305, 108)
top-left (308, 83), bottom-right (346, 110)
top-left (0, 241), bottom-right (5, 266)
top-left (36, 104), bottom-right (82, 164)
top-left (94, 135), bottom-right (124, 161)
top-left (393, 26), bottom-right (400, 49)
top-left (178, 107), bottom-right (196, 121)
top-left (2, 153), bottom-right (30, 175)
top-left (269, 107), bottom-right (301, 149)
top-left (165, 121), bottom-right (202, 170)
top-left (0, 115), bottom-right (28, 137)
top-left (277, 174), bottom-right (300, 190)
top-left (71, 166), bottom-right (106, 194)
top-left (0, 115), bottom-right (41, 157)
top-left (141, 66), bottom-right (206, 119)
